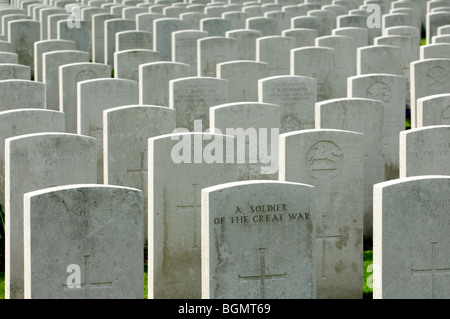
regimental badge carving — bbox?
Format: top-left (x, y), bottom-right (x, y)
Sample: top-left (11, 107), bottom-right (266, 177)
top-left (440, 105), bottom-right (450, 125)
top-left (306, 141), bottom-right (344, 180)
top-left (366, 81), bottom-right (392, 103)
top-left (76, 70), bottom-right (98, 83)
top-left (427, 66), bottom-right (448, 90)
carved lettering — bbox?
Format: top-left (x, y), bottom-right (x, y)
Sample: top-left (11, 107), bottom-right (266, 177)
top-left (215, 203), bottom-right (311, 226)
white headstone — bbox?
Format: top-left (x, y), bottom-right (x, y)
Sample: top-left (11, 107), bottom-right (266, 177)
top-left (0, 80), bottom-right (46, 110)
top-left (316, 35), bottom-right (357, 98)
top-left (8, 19), bottom-right (39, 74)
top-left (291, 46), bottom-right (337, 101)
top-left (169, 76), bottom-right (228, 130)
top-left (258, 75), bottom-right (316, 133)
top-left (43, 50), bottom-right (90, 110)
top-left (0, 108), bottom-right (65, 209)
top-left (39, 7), bottom-right (65, 40)
top-left (411, 59), bottom-right (450, 128)
top-left (221, 10), bottom-right (247, 29)
top-left (200, 17), bottom-right (231, 36)
top-left (0, 51), bottom-right (17, 64)
top-left (256, 35), bottom-right (296, 76)
top-left (153, 17), bottom-right (185, 61)
top-left (316, 98), bottom-right (385, 239)
top-left (308, 9), bottom-right (337, 36)
top-left (201, 180), bottom-right (316, 299)
top-left (384, 25), bottom-right (421, 52)
top-left (225, 29), bottom-right (261, 60)
top-left (417, 93), bottom-right (450, 128)
top-left (291, 16), bottom-right (322, 36)
top-left (59, 62), bottom-right (111, 133)
top-left (34, 39), bottom-right (77, 82)
top-left (282, 28), bottom-right (317, 47)
top-left (57, 19), bottom-right (91, 58)
top-left (91, 13), bottom-right (118, 63)
top-left (104, 105), bottom-right (176, 245)
top-left (115, 30), bottom-right (153, 51)
top-left (426, 11), bottom-right (450, 44)
top-left (210, 102), bottom-right (280, 180)
top-left (0, 63), bottom-right (29, 80)
top-left (23, 184), bottom-right (143, 299)
top-left (136, 12), bottom-right (163, 33)
top-left (279, 128), bottom-right (364, 299)
top-left (5, 132), bottom-right (97, 299)
top-left (104, 18), bottom-right (136, 66)
top-left (139, 61), bottom-right (191, 106)
top-left (400, 125), bottom-right (450, 178)
top-left (217, 60), bottom-right (269, 102)
top-left (373, 176), bottom-right (450, 299)
top-left (148, 132), bottom-right (237, 299)
top-left (77, 78), bottom-right (138, 183)
top-left (179, 11), bottom-right (207, 30)
top-left (357, 45), bottom-right (402, 76)
top-left (246, 16), bottom-right (279, 36)
top-left (171, 30), bottom-right (208, 76)
top-left (114, 49), bottom-right (160, 81)
top-left (348, 73), bottom-right (407, 180)
top-left (197, 36), bottom-right (238, 77)
top-left (332, 26), bottom-right (369, 48)
top-left (47, 13), bottom-right (70, 40)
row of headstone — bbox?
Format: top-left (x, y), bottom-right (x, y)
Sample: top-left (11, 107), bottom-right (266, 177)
top-left (8, 123), bottom-right (450, 299)
top-left (2, 0), bottom-right (450, 300)
top-left (6, 126), bottom-right (363, 299)
top-left (14, 118), bottom-right (450, 299)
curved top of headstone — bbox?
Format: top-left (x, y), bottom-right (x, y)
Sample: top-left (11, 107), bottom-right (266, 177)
top-left (202, 179), bottom-right (315, 193)
top-left (374, 175), bottom-right (450, 190)
top-left (280, 128), bottom-right (364, 138)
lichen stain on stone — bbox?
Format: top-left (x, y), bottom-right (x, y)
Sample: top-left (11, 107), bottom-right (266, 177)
top-left (385, 162), bottom-right (399, 180)
top-left (334, 260), bottom-right (345, 273)
top-left (335, 226), bottom-right (350, 249)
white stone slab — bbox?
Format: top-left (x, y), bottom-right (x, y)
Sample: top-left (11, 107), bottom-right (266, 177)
top-left (201, 180), bottom-right (316, 299)
top-left (373, 176), bottom-right (450, 299)
top-left (139, 61), bottom-right (191, 106)
top-left (23, 184), bottom-right (143, 299)
top-left (77, 78), bottom-right (138, 183)
top-left (5, 132), bottom-right (97, 299)
top-left (0, 80), bottom-right (46, 110)
top-left (59, 62), bottom-right (111, 133)
top-left (279, 128), bottom-right (364, 299)
top-left (148, 132), bottom-right (237, 299)
top-left (258, 75), bottom-right (316, 133)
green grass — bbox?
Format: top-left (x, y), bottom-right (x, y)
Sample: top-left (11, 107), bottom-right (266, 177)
top-left (0, 272), bottom-right (4, 299)
top-left (144, 263), bottom-right (148, 299)
top-left (363, 250), bottom-right (373, 297)
top-left (406, 119), bottom-right (411, 130)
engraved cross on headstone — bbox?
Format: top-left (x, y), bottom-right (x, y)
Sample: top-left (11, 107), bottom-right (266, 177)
top-left (126, 151), bottom-right (147, 190)
top-left (63, 255), bottom-right (113, 299)
top-left (316, 215), bottom-right (341, 280)
top-left (427, 67), bottom-right (448, 89)
top-left (177, 183), bottom-right (200, 249)
top-left (238, 248), bottom-right (287, 299)
top-left (410, 241), bottom-right (450, 299)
